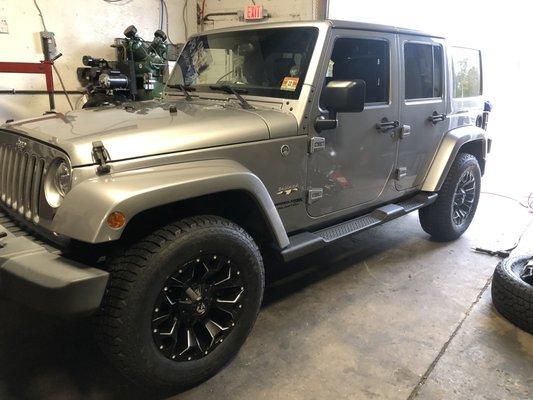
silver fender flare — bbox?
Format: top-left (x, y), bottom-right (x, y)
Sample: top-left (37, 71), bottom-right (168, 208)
top-left (422, 126), bottom-right (487, 192)
top-left (52, 159), bottom-right (290, 248)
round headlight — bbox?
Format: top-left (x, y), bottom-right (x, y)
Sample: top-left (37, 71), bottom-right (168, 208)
top-left (44, 159), bottom-right (72, 208)
top-left (55, 161), bottom-right (71, 196)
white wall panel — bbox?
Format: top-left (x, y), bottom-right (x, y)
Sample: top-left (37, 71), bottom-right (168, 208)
top-left (198, 0), bottom-right (319, 31)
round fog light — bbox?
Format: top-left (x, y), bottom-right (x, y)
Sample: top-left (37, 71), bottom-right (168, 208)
top-left (107, 211), bottom-right (126, 229)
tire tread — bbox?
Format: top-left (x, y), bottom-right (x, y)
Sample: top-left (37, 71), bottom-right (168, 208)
top-left (419, 152), bottom-right (480, 241)
top-left (491, 257), bottom-right (533, 333)
top-left (93, 215), bottom-right (263, 389)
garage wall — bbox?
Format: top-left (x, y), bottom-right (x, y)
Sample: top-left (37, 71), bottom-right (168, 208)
top-left (0, 0), bottom-right (196, 122)
top-left (0, 0), bottom-right (327, 122)
top-left (198, 0), bottom-right (326, 31)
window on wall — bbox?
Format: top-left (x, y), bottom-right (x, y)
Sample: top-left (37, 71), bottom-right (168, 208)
top-left (404, 43), bottom-right (443, 100)
top-left (451, 47), bottom-right (482, 98)
top-left (325, 38), bottom-right (389, 104)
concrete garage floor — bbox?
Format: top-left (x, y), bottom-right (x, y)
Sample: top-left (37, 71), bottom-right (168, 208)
top-left (0, 192), bottom-right (531, 400)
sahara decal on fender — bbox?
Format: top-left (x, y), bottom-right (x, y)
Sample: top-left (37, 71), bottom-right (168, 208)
top-left (277, 184), bottom-right (299, 196)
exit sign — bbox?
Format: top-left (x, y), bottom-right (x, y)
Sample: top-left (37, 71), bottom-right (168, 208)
top-left (245, 4), bottom-right (263, 20)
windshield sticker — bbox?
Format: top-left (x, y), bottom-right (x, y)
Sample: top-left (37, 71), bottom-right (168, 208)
top-left (180, 36), bottom-right (212, 85)
top-left (281, 77), bottom-right (299, 91)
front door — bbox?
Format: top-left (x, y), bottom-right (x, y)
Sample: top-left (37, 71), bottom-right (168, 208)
top-left (307, 30), bottom-right (399, 217)
top-left (396, 35), bottom-right (447, 190)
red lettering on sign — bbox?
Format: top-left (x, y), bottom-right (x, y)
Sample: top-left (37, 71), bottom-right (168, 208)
top-left (245, 5), bottom-right (263, 20)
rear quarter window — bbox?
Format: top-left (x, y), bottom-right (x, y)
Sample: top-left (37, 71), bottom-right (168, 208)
top-left (404, 42), bottom-right (443, 100)
top-left (451, 47), bottom-right (482, 98)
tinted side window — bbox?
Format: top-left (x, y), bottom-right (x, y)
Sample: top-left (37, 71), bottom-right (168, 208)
top-left (433, 45), bottom-right (443, 97)
top-left (451, 47), bottom-right (482, 98)
top-left (404, 43), bottom-right (443, 100)
top-left (326, 38), bottom-right (389, 103)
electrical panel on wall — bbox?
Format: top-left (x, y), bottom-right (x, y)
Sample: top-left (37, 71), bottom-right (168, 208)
top-left (0, 16), bottom-right (8, 34)
top-left (0, 0), bottom-right (8, 34)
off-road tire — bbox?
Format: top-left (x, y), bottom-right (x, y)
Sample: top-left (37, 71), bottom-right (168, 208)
top-left (93, 215), bottom-right (264, 391)
top-left (419, 153), bottom-right (481, 241)
top-left (491, 255), bottom-right (533, 334)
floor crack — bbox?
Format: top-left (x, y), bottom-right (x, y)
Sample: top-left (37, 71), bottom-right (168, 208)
top-left (406, 276), bottom-right (493, 400)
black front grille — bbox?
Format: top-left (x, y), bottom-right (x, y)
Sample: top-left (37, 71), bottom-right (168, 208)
top-left (0, 209), bottom-right (28, 237)
top-left (0, 208), bottom-right (60, 253)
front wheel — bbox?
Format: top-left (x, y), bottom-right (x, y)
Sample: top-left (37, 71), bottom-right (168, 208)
top-left (419, 153), bottom-right (481, 241)
top-left (93, 216), bottom-right (264, 391)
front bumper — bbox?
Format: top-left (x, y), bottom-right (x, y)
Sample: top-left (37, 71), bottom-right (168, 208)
top-left (0, 217), bottom-right (109, 316)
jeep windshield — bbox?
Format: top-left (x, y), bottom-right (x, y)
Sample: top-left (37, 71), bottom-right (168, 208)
top-left (168, 27), bottom-right (318, 100)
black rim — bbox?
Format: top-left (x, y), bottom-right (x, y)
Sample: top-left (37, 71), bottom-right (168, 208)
top-left (520, 259), bottom-right (533, 285)
top-left (452, 170), bottom-right (476, 226)
top-left (152, 254), bottom-right (245, 362)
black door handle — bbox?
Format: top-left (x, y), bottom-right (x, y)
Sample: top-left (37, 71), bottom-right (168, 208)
top-left (428, 111), bottom-right (446, 124)
top-left (315, 115), bottom-right (337, 132)
top-left (376, 118), bottom-right (399, 132)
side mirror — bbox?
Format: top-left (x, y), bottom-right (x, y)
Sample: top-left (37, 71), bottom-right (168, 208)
top-left (322, 80), bottom-right (366, 113)
top-left (315, 80), bottom-right (366, 132)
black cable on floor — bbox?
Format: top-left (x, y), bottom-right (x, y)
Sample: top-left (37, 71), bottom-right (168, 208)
top-left (481, 191), bottom-right (533, 211)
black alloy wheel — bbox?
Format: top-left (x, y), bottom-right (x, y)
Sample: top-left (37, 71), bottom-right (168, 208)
top-left (93, 216), bottom-right (264, 391)
top-left (452, 169), bottom-right (477, 225)
top-left (152, 254), bottom-right (245, 362)
top-left (419, 153), bottom-right (481, 241)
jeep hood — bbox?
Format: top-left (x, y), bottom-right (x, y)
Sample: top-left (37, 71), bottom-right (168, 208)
top-left (2, 99), bottom-right (297, 166)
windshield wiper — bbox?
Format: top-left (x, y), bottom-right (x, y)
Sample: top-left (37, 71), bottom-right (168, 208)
top-left (167, 84), bottom-right (195, 101)
top-left (209, 85), bottom-right (254, 110)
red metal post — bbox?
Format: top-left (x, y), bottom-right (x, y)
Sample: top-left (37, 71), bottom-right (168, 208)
top-left (0, 60), bottom-right (56, 110)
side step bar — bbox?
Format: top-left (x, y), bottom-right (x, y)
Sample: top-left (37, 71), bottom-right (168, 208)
top-left (281, 193), bottom-right (437, 262)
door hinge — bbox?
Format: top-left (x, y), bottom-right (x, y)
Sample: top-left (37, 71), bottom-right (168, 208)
top-left (400, 124), bottom-right (411, 139)
top-left (92, 141), bottom-right (111, 175)
top-left (307, 188), bottom-right (323, 204)
top-left (309, 136), bottom-right (326, 153)
top-left (395, 167), bottom-right (407, 180)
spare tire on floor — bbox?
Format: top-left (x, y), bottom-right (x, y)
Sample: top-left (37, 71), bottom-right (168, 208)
top-left (491, 254), bottom-right (533, 334)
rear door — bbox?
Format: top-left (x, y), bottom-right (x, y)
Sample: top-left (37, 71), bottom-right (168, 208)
top-left (396, 35), bottom-right (447, 190)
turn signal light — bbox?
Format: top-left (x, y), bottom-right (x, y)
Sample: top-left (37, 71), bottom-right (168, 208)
top-left (107, 211), bottom-right (126, 229)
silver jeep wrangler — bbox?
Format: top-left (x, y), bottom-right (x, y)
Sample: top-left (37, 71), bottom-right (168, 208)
top-left (0, 20), bottom-right (490, 389)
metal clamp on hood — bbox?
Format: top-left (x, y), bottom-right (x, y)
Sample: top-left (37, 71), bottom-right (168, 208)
top-left (92, 141), bottom-right (111, 175)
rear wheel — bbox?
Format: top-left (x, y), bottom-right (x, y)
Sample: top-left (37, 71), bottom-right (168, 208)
top-left (93, 216), bottom-right (264, 390)
top-left (419, 153), bottom-right (481, 241)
